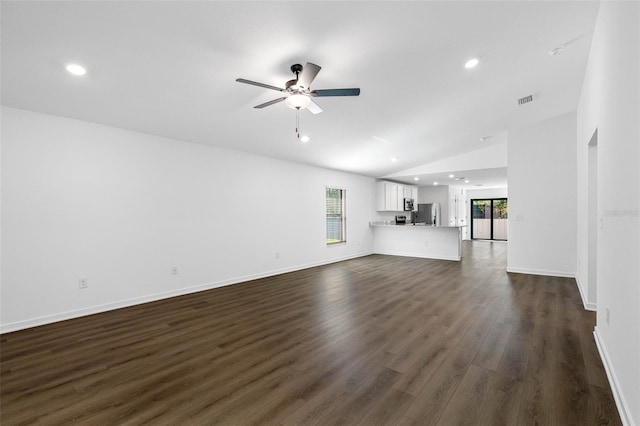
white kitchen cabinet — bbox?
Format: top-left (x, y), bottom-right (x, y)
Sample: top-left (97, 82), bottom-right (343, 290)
top-left (397, 185), bottom-right (405, 211)
top-left (377, 181), bottom-right (418, 211)
top-left (387, 183), bottom-right (398, 210)
top-left (377, 181), bottom-right (400, 211)
top-left (404, 185), bottom-right (419, 204)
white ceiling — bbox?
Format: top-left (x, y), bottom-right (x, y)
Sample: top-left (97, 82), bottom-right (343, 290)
top-left (410, 167), bottom-right (509, 190)
top-left (1, 1), bottom-right (599, 184)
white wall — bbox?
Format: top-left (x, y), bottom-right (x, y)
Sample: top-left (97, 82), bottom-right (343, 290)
top-left (507, 112), bottom-right (577, 277)
top-left (0, 107), bottom-right (376, 332)
top-left (417, 185), bottom-right (449, 221)
top-left (466, 187), bottom-right (508, 200)
top-left (577, 2), bottom-right (640, 424)
top-left (385, 142), bottom-right (507, 178)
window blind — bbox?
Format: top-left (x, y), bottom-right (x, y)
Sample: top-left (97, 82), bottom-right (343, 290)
top-left (326, 188), bottom-right (346, 244)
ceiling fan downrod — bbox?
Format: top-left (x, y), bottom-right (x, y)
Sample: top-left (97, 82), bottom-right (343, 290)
top-left (291, 64), bottom-right (303, 80)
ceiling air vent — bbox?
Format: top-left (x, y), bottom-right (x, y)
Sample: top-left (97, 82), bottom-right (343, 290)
top-left (517, 94), bottom-right (534, 105)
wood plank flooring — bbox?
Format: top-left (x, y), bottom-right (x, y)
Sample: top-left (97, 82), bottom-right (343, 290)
top-left (0, 241), bottom-right (621, 425)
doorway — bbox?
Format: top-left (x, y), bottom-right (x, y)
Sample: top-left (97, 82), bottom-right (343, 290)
top-left (471, 198), bottom-right (508, 240)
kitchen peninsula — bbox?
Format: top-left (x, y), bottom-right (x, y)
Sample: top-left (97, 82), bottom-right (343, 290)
top-left (370, 222), bottom-right (464, 261)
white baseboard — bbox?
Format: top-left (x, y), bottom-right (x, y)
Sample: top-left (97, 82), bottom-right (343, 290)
top-left (373, 250), bottom-right (461, 261)
top-left (575, 276), bottom-right (597, 311)
top-left (506, 266), bottom-right (575, 278)
top-left (593, 327), bottom-right (635, 426)
top-left (0, 251), bottom-right (374, 334)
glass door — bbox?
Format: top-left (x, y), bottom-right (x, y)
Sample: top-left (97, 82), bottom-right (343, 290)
top-left (471, 198), bottom-right (508, 240)
top-left (471, 200), bottom-right (492, 239)
top-left (492, 199), bottom-right (508, 240)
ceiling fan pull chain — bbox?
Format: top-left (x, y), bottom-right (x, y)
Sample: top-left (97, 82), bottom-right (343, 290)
top-left (296, 107), bottom-right (300, 139)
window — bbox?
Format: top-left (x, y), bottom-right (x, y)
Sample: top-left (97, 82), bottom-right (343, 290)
top-left (326, 187), bottom-right (346, 244)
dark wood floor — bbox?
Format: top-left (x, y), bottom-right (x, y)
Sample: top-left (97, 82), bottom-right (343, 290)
top-left (1, 241), bottom-right (621, 425)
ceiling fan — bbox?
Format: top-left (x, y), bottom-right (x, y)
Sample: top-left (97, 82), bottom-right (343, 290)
top-left (236, 62), bottom-right (360, 114)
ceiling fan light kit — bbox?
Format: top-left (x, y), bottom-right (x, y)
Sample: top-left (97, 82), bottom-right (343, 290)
top-left (285, 93), bottom-right (311, 110)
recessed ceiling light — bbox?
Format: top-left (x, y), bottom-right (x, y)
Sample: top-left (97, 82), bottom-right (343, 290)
top-left (66, 63), bottom-right (86, 76)
top-left (464, 58), bottom-right (479, 69)
top-left (414, 177), bottom-right (420, 181)
top-left (465, 179), bottom-right (470, 183)
top-left (299, 135), bottom-right (310, 143)
top-left (480, 135), bottom-right (494, 141)
top-left (449, 174), bottom-right (455, 178)
top-left (433, 182), bottom-right (438, 186)
top-left (391, 157), bottom-right (399, 162)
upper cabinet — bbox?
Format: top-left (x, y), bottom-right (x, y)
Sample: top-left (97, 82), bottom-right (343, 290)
top-left (397, 184), bottom-right (405, 209)
top-left (376, 181), bottom-right (418, 211)
top-left (386, 182), bottom-right (398, 211)
top-left (377, 181), bottom-right (398, 211)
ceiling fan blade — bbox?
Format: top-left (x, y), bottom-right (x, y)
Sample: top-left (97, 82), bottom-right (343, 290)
top-left (307, 100), bottom-right (323, 115)
top-left (254, 97), bottom-right (287, 108)
top-left (311, 88), bottom-right (360, 97)
top-left (236, 78), bottom-right (284, 92)
top-left (297, 63), bottom-right (321, 89)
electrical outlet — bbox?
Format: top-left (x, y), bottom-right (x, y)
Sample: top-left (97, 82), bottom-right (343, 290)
top-left (78, 278), bottom-right (88, 289)
top-left (275, 252), bottom-right (280, 259)
top-left (171, 266), bottom-right (178, 275)
top-left (606, 307), bottom-right (610, 325)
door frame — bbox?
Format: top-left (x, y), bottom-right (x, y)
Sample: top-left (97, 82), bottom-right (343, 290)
top-left (470, 198), bottom-right (508, 241)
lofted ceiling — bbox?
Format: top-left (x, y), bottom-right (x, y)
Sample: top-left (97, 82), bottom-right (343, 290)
top-left (1, 1), bottom-right (599, 183)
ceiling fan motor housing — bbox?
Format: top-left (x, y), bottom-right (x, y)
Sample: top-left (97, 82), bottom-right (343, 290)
top-left (290, 64), bottom-right (303, 75)
top-left (285, 79), bottom-right (300, 91)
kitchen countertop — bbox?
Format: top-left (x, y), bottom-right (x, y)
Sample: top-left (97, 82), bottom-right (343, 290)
top-left (369, 221), bottom-right (465, 228)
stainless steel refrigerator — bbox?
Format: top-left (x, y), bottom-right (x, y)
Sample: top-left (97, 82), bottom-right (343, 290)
top-left (416, 203), bottom-right (441, 225)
